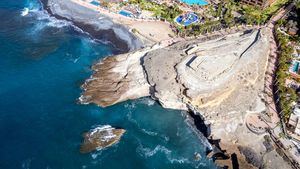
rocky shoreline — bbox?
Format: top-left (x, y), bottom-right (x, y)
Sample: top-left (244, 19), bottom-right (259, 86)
top-left (41, 0), bottom-right (294, 168)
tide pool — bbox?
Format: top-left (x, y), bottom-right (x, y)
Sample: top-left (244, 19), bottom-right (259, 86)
top-left (0, 0), bottom-right (216, 169)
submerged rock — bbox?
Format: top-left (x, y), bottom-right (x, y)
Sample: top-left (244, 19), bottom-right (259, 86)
top-left (80, 125), bottom-right (125, 153)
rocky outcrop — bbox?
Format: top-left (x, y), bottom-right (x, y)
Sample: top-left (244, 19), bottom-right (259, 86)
top-left (81, 28), bottom-right (278, 168)
top-left (80, 125), bottom-right (125, 153)
top-left (80, 44), bottom-right (165, 106)
top-left (81, 29), bottom-right (269, 109)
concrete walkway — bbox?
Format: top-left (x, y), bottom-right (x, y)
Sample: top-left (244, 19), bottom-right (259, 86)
top-left (263, 3), bottom-right (300, 168)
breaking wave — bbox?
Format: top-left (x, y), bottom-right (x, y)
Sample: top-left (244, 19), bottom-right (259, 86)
top-left (21, 0), bottom-right (73, 34)
top-left (89, 125), bottom-right (117, 142)
top-left (21, 8), bottom-right (29, 16)
top-left (31, 10), bottom-right (72, 30)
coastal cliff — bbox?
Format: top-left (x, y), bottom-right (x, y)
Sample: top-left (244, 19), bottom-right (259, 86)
top-left (81, 28), bottom-right (292, 168)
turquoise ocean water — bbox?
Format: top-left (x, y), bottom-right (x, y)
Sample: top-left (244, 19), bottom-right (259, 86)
top-left (0, 0), bottom-right (216, 168)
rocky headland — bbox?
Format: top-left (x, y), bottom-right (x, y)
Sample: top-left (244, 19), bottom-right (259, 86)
top-left (81, 28), bottom-right (292, 168)
top-left (81, 29), bottom-right (268, 109)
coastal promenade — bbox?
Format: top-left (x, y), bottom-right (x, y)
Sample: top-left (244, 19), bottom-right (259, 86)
top-left (248, 3), bottom-right (300, 168)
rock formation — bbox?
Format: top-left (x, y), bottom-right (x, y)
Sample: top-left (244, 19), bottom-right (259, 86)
top-left (80, 125), bottom-right (125, 153)
top-left (81, 28), bottom-right (269, 111)
top-left (81, 28), bottom-right (284, 168)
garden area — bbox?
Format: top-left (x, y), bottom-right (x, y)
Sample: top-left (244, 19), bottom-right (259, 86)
top-left (275, 17), bottom-right (299, 123)
top-left (275, 28), bottom-right (296, 123)
top-left (241, 0), bottom-right (290, 25)
top-left (273, 1), bottom-right (300, 124)
top-left (111, 0), bottom-right (293, 37)
top-left (127, 0), bottom-right (182, 22)
top-left (178, 0), bottom-right (292, 36)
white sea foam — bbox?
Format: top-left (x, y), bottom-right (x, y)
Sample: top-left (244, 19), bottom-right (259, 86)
top-left (139, 145), bottom-right (171, 158)
top-left (168, 157), bottom-right (189, 164)
top-left (21, 0), bottom-right (40, 17)
top-left (78, 95), bottom-right (90, 104)
top-left (21, 8), bottom-right (29, 16)
top-left (126, 110), bottom-right (137, 124)
top-left (89, 125), bottom-right (111, 135)
top-left (45, 17), bottom-right (71, 28)
top-left (91, 151), bottom-right (102, 159)
top-left (137, 144), bottom-right (191, 164)
top-left (22, 3), bottom-right (73, 33)
top-left (88, 125), bottom-right (117, 142)
top-left (141, 128), bottom-right (158, 136)
top-left (35, 10), bottom-right (71, 28)
top-left (139, 98), bottom-right (155, 106)
top-left (124, 102), bottom-right (136, 109)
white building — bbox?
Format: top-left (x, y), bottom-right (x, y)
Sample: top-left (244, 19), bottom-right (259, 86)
top-left (289, 105), bottom-right (300, 136)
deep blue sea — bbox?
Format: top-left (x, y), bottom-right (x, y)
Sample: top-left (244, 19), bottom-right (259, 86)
top-left (0, 0), bottom-right (216, 168)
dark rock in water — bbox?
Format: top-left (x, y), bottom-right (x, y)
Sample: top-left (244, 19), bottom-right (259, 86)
top-left (80, 125), bottom-right (125, 153)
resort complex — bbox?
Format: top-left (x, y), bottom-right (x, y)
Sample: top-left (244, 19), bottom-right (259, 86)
top-left (8, 0), bottom-right (300, 168)
top-left (69, 0), bottom-right (300, 168)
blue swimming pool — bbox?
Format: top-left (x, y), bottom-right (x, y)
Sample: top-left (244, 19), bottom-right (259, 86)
top-left (292, 61), bottom-right (300, 73)
top-left (90, 0), bottom-right (100, 6)
top-left (175, 13), bottom-right (199, 26)
top-left (119, 10), bottom-right (133, 17)
top-left (181, 0), bottom-right (208, 5)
